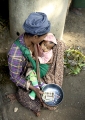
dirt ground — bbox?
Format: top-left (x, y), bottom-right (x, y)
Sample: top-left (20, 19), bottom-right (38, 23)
top-left (0, 9), bottom-right (85, 120)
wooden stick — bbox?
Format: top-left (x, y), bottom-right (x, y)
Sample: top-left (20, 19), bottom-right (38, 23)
top-left (34, 44), bottom-right (41, 83)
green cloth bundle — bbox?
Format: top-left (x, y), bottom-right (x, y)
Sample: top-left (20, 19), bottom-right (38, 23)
top-left (14, 39), bottom-right (49, 78)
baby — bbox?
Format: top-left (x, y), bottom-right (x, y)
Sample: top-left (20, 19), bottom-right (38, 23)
top-left (38, 33), bottom-right (57, 64)
top-left (26, 33), bottom-right (57, 100)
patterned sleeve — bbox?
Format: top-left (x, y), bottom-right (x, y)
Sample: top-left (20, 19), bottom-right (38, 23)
top-left (8, 45), bottom-right (27, 89)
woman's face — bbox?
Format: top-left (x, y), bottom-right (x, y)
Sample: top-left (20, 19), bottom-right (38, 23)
top-left (32, 34), bottom-right (47, 44)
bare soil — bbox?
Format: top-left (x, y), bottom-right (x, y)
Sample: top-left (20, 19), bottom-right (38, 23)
top-left (0, 9), bottom-right (85, 120)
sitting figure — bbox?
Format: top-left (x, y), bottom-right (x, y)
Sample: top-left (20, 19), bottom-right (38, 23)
top-left (8, 12), bottom-right (65, 116)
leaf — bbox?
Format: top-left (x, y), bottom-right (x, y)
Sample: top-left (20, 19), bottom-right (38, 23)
top-left (64, 48), bottom-right (85, 75)
top-left (78, 63), bottom-right (85, 67)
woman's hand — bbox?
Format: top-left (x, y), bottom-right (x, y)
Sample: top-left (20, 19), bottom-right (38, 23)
top-left (34, 87), bottom-right (43, 101)
top-left (29, 85), bottom-right (43, 103)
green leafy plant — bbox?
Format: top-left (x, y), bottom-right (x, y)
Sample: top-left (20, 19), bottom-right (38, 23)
top-left (64, 48), bottom-right (85, 75)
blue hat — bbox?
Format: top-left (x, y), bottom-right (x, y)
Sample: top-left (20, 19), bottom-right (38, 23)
top-left (23, 12), bottom-right (50, 35)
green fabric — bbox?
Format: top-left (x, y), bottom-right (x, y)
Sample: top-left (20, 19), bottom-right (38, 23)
top-left (26, 70), bottom-right (37, 81)
top-left (29, 91), bottom-right (36, 100)
top-left (14, 39), bottom-right (49, 78)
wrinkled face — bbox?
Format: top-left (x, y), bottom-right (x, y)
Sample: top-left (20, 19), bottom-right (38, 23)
top-left (32, 34), bottom-right (47, 44)
top-left (40, 41), bottom-right (55, 52)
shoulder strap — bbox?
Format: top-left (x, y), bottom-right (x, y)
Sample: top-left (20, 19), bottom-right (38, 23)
top-left (14, 39), bottom-right (37, 69)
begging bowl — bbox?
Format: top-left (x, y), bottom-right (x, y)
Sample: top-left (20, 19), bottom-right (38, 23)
top-left (42, 84), bottom-right (63, 107)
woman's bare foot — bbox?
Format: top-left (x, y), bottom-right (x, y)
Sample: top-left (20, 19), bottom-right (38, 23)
top-left (36, 112), bottom-right (41, 117)
top-left (6, 93), bottom-right (16, 103)
top-left (42, 102), bottom-right (57, 110)
top-left (33, 111), bottom-right (41, 117)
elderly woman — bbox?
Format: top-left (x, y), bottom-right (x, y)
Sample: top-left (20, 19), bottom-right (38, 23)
top-left (8, 12), bottom-right (65, 116)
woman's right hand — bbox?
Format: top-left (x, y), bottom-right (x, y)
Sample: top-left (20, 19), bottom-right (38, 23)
top-left (34, 87), bottom-right (43, 101)
top-left (29, 85), bottom-right (43, 103)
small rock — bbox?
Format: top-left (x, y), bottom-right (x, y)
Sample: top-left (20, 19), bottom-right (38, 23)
top-left (14, 107), bottom-right (18, 112)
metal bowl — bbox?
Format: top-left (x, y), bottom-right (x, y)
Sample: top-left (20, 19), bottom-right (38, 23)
top-left (42, 84), bottom-right (63, 107)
